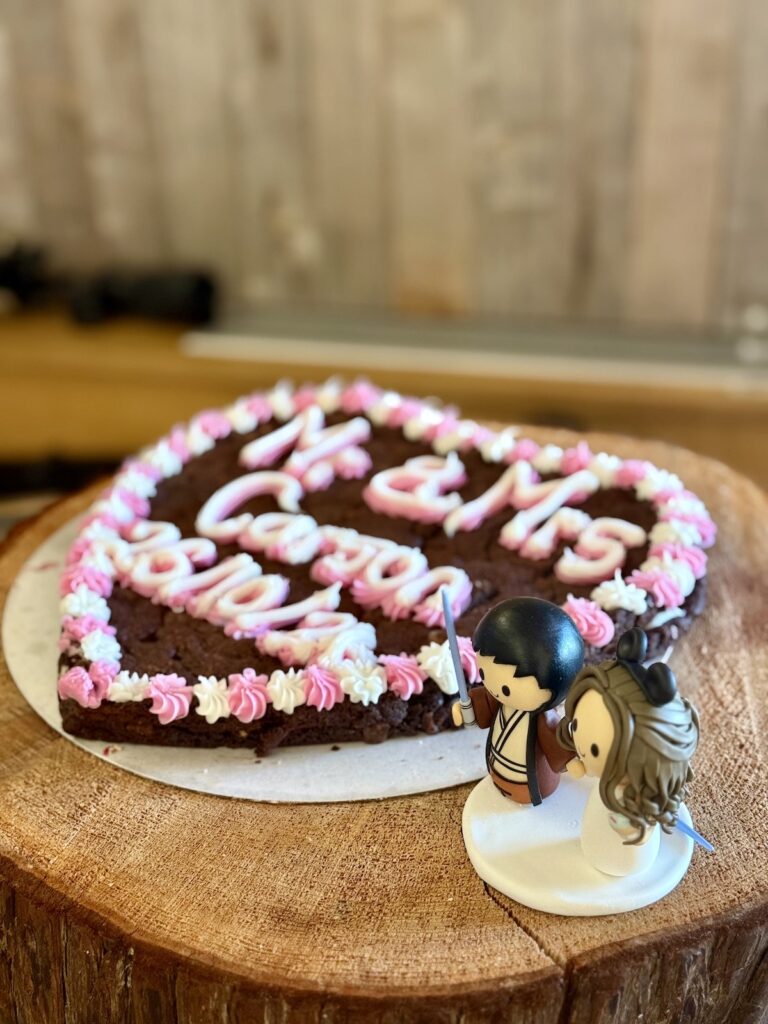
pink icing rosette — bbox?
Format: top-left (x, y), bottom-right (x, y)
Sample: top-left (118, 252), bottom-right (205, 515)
top-left (628, 569), bottom-right (683, 609)
top-left (304, 663), bottom-right (343, 711)
top-left (292, 386), bottom-right (319, 411)
top-left (196, 410), bottom-right (233, 440)
top-left (244, 393), bottom-right (273, 422)
top-left (471, 424), bottom-right (495, 447)
top-left (419, 410), bottom-right (458, 444)
top-left (57, 666), bottom-right (105, 709)
top-left (114, 487), bottom-right (151, 517)
top-left (648, 543), bottom-right (708, 580)
top-left (167, 425), bottom-right (191, 460)
top-left (385, 397), bottom-right (424, 428)
top-left (116, 486), bottom-right (151, 515)
top-left (560, 441), bottom-right (593, 475)
top-left (123, 457), bottom-right (163, 482)
top-left (60, 564), bottom-right (113, 598)
top-left (509, 438), bottom-right (540, 463)
top-left (66, 537), bottom-right (97, 566)
top-left (456, 636), bottom-right (480, 684)
top-left (228, 668), bottom-right (270, 723)
top-left (340, 380), bottom-right (382, 414)
top-left (614, 459), bottom-right (649, 488)
top-left (89, 660), bottom-right (119, 693)
top-left (561, 595), bottom-right (615, 647)
top-left (378, 653), bottom-right (427, 700)
top-left (148, 674), bottom-right (193, 724)
top-left (61, 614), bottom-right (116, 639)
top-left (431, 414), bottom-right (460, 440)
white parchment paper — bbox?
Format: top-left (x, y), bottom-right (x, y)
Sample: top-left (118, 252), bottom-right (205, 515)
top-left (2, 518), bottom-right (486, 803)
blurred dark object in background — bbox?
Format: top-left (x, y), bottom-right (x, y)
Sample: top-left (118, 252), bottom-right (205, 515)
top-left (0, 241), bottom-right (217, 326)
top-left (0, 244), bottom-right (49, 309)
top-left (69, 269), bottom-right (217, 326)
top-left (0, 456), bottom-right (120, 540)
top-left (0, 457), bottom-right (118, 497)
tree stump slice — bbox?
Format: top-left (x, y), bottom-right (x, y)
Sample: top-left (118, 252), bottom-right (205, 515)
top-left (1, 428), bottom-right (767, 1024)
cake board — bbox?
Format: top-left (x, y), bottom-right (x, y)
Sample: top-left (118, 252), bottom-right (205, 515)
top-left (0, 427), bottom-right (767, 1024)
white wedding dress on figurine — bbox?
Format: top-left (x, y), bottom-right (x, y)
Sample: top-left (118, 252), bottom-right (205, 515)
top-left (462, 774), bottom-right (694, 916)
top-left (579, 782), bottom-right (660, 877)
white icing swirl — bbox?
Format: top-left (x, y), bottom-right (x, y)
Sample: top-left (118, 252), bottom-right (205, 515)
top-left (635, 467), bottom-right (683, 501)
top-left (93, 494), bottom-right (134, 525)
top-left (115, 468), bottom-right (157, 499)
top-left (589, 452), bottom-right (622, 488)
top-left (478, 427), bottom-right (518, 464)
top-left (80, 520), bottom-right (122, 543)
top-left (416, 640), bottom-right (458, 695)
top-left (269, 381), bottom-right (296, 422)
top-left (649, 520), bottom-right (702, 547)
top-left (367, 391), bottom-right (402, 426)
top-left (80, 630), bottom-right (121, 663)
top-left (315, 377), bottom-right (343, 414)
top-left (267, 669), bottom-right (307, 713)
top-left (402, 405), bottom-right (443, 442)
top-left (531, 444), bottom-right (564, 475)
top-left (108, 671), bottom-right (150, 702)
top-left (337, 660), bottom-right (387, 706)
top-left (225, 399), bottom-right (260, 434)
top-left (640, 555), bottom-right (696, 598)
top-left (193, 676), bottom-right (231, 723)
top-left (60, 584), bottom-right (111, 621)
top-left (78, 545), bottom-right (117, 576)
top-left (658, 494), bottom-right (708, 518)
top-left (590, 569), bottom-right (648, 614)
top-left (185, 422), bottom-right (217, 456)
top-left (142, 441), bottom-right (183, 478)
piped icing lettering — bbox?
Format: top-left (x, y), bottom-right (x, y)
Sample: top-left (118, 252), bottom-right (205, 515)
top-left (555, 518), bottom-right (647, 586)
top-left (239, 406), bottom-right (372, 491)
top-left (58, 380), bottom-right (715, 722)
top-left (363, 452), bottom-right (467, 524)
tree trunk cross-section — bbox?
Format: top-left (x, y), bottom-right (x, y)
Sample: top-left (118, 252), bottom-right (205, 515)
top-left (0, 426), bottom-right (766, 1024)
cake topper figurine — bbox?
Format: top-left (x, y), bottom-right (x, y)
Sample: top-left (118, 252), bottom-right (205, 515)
top-left (449, 595), bottom-right (584, 805)
top-left (557, 627), bottom-right (701, 877)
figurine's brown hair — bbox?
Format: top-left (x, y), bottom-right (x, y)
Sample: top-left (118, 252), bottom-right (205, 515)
top-left (557, 661), bottom-right (699, 844)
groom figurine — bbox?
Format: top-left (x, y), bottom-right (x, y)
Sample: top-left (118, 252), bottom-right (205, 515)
top-left (453, 597), bottom-right (584, 805)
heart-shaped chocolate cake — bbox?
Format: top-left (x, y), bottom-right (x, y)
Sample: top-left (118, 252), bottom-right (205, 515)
top-left (57, 380), bottom-right (714, 755)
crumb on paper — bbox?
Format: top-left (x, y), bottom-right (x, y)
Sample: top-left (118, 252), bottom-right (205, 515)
top-left (102, 745), bottom-right (122, 757)
top-left (330, 745), bottom-right (340, 752)
top-left (32, 561), bottom-right (59, 572)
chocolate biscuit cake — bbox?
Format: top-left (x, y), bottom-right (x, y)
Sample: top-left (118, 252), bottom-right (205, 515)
top-left (57, 380), bottom-right (714, 755)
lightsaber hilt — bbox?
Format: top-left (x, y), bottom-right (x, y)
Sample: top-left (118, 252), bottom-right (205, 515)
top-left (459, 697), bottom-right (476, 726)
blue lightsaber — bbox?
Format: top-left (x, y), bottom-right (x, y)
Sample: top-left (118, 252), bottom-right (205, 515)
top-left (441, 588), bottom-right (475, 726)
top-left (675, 818), bottom-right (714, 852)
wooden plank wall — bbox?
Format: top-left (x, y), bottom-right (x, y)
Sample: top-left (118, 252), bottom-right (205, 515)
top-left (0, 0), bottom-right (764, 331)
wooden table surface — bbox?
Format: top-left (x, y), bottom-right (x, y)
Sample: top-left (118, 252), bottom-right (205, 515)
top-left (0, 311), bottom-right (766, 490)
top-left (0, 426), bottom-right (766, 1024)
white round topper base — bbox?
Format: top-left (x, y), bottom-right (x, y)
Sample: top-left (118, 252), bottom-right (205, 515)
top-left (462, 774), bottom-right (693, 916)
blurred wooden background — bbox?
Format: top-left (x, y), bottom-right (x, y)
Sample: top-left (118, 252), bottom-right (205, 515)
top-left (1, 0), bottom-right (767, 330)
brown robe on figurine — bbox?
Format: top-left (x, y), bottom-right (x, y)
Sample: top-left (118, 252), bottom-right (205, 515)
top-left (469, 688), bottom-right (573, 804)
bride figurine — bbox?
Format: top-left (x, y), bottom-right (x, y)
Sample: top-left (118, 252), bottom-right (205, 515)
top-left (557, 628), bottom-right (700, 877)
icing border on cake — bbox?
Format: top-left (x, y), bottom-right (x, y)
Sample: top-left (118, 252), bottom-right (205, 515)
top-left (57, 379), bottom-right (715, 720)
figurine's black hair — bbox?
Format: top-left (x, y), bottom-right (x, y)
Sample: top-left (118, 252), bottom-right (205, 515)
top-left (472, 597), bottom-right (584, 708)
top-left (616, 627), bottom-right (678, 706)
